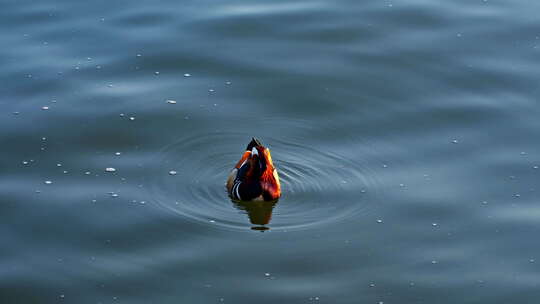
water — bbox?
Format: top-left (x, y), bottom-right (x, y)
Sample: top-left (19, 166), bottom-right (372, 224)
top-left (2, 0), bottom-right (540, 302)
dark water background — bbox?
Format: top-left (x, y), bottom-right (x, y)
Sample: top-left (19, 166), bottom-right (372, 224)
top-left (2, 0), bottom-right (540, 303)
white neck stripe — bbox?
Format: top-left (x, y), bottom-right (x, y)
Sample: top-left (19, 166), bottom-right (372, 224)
top-left (235, 182), bottom-right (242, 200)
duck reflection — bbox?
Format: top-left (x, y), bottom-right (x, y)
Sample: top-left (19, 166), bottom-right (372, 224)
top-left (232, 199), bottom-right (279, 231)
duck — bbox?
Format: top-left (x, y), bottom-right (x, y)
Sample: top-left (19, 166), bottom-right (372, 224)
top-left (226, 138), bottom-right (281, 202)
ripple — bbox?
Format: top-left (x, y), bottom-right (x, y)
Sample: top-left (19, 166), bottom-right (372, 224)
top-left (147, 132), bottom-right (384, 232)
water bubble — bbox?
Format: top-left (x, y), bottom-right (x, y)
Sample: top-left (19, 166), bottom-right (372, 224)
top-left (129, 117), bottom-right (135, 121)
top-left (451, 139), bottom-right (459, 144)
top-left (369, 283), bottom-right (376, 287)
top-left (57, 163), bottom-right (62, 167)
top-left (514, 194), bottom-right (521, 198)
top-left (225, 81), bottom-right (232, 85)
top-left (42, 106), bottom-right (49, 110)
top-left (183, 73), bottom-right (191, 77)
top-left (22, 161), bottom-right (29, 165)
top-left (382, 164), bottom-right (388, 168)
top-left (209, 89), bottom-right (215, 93)
top-left (431, 260), bottom-right (438, 264)
top-left (168, 170), bottom-right (177, 175)
top-left (115, 152), bottom-right (122, 156)
top-left (154, 71), bottom-right (160, 75)
top-left (264, 273), bottom-right (270, 277)
top-left (107, 84), bottom-right (113, 88)
top-left (376, 219), bottom-right (383, 223)
top-left (533, 166), bottom-right (538, 169)
top-left (530, 259), bottom-right (535, 263)
top-left (520, 151), bottom-right (527, 156)
top-left (13, 111), bottom-right (20, 115)
top-left (85, 171), bottom-right (91, 175)
top-left (209, 220), bottom-right (216, 223)
top-left (110, 193), bottom-right (119, 198)
top-left (44, 180), bottom-right (53, 185)
top-left (105, 167), bottom-right (116, 172)
top-left (166, 100), bottom-right (177, 104)
top-left (432, 223), bottom-right (438, 227)
top-left (59, 294), bottom-right (65, 299)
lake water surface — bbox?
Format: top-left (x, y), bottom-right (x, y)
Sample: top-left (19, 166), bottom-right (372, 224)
top-left (2, 0), bottom-right (540, 303)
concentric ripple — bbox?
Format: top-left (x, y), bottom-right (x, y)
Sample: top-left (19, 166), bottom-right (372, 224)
top-left (148, 132), bottom-right (384, 231)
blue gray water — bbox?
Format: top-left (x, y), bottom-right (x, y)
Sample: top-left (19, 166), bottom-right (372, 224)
top-left (2, 0), bottom-right (540, 302)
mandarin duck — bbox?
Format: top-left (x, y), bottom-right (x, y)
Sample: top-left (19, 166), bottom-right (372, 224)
top-left (226, 138), bottom-right (281, 202)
